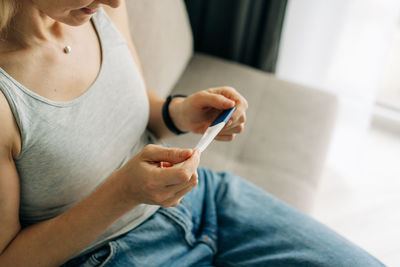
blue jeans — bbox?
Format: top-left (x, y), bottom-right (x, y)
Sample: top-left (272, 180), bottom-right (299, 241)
top-left (63, 167), bottom-right (384, 266)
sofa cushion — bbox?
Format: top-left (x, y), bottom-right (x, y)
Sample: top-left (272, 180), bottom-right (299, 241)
top-left (126, 0), bottom-right (193, 97)
top-left (167, 53), bottom-right (338, 213)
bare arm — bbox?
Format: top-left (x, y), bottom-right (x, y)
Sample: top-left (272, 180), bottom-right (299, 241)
top-left (0, 2), bottom-right (201, 265)
top-left (0, 92), bottom-right (21, 255)
top-left (1, 171), bottom-right (134, 267)
top-left (0, 92), bottom-right (139, 266)
top-left (0, 94), bottom-right (199, 266)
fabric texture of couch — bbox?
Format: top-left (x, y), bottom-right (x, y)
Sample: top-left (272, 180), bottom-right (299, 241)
top-left (126, 0), bottom-right (338, 213)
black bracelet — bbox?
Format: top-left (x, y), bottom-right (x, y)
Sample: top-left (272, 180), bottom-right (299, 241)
top-left (162, 94), bottom-right (188, 135)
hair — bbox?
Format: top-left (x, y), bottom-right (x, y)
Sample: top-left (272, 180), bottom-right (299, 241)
top-left (0, 0), bottom-right (17, 34)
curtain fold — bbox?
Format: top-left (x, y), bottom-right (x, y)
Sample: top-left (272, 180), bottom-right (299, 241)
top-left (184, 0), bottom-right (288, 73)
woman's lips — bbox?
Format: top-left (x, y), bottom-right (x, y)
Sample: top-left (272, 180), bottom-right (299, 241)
top-left (81, 7), bottom-right (98, 15)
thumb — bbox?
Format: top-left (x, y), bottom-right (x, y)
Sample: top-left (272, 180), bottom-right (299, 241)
top-left (142, 145), bottom-right (193, 164)
top-left (199, 92), bottom-right (235, 110)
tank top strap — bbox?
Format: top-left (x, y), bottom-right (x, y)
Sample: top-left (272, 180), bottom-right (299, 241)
top-left (92, 7), bottom-right (128, 49)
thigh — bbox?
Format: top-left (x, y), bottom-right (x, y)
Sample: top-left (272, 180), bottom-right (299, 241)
top-left (64, 208), bottom-right (215, 267)
top-left (211, 171), bottom-right (384, 267)
top-left (112, 210), bottom-right (216, 266)
top-left (63, 168), bottom-right (219, 267)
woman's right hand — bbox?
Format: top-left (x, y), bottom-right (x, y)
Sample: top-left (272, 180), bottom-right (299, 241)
top-left (115, 144), bottom-right (201, 208)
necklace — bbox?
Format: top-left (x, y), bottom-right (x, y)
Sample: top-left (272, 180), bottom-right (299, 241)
top-left (63, 45), bottom-right (72, 54)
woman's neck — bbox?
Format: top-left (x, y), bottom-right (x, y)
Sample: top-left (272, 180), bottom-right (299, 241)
top-left (3, 1), bottom-right (68, 50)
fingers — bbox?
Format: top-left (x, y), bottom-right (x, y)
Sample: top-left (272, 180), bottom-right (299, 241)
top-left (161, 175), bottom-right (198, 208)
top-left (218, 123), bottom-right (244, 137)
top-left (161, 184), bottom-right (197, 208)
top-left (216, 100), bottom-right (246, 141)
top-left (215, 114), bottom-right (245, 142)
top-left (207, 86), bottom-right (248, 111)
top-left (195, 90), bottom-right (236, 110)
top-left (156, 153), bottom-right (200, 208)
top-left (181, 86), bottom-right (247, 136)
top-left (207, 86), bottom-right (248, 133)
top-left (141, 144), bottom-right (193, 164)
top-left (215, 134), bottom-right (236, 142)
top-left (231, 107), bottom-right (247, 125)
top-left (179, 149), bottom-right (201, 170)
top-left (160, 150), bottom-right (201, 186)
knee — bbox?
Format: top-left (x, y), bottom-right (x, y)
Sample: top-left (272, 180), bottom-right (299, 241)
top-left (301, 239), bottom-right (385, 267)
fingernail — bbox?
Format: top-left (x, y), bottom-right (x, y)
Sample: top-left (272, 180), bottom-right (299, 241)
top-left (227, 120), bottom-right (233, 126)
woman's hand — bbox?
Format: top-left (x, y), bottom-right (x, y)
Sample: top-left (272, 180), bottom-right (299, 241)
top-left (170, 87), bottom-right (248, 141)
top-left (116, 144), bottom-right (200, 208)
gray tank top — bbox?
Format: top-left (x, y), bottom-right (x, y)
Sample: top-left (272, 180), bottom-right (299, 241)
top-left (0, 9), bottom-right (159, 256)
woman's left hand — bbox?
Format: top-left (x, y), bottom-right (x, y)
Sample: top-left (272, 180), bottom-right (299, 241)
top-left (170, 87), bottom-right (248, 141)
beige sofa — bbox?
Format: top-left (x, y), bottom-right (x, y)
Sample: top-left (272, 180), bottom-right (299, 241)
top-left (126, 0), bottom-right (338, 213)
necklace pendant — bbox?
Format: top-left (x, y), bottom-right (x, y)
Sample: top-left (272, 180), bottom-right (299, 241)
top-left (64, 45), bottom-right (72, 54)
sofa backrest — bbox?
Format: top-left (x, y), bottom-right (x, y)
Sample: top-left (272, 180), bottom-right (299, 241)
top-left (126, 0), bottom-right (193, 97)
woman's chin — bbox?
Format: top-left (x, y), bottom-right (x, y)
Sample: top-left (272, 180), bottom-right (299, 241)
top-left (60, 11), bottom-right (96, 26)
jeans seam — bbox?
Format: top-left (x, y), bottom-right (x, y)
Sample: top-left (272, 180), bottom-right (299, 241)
top-left (98, 242), bottom-right (117, 267)
top-left (179, 198), bottom-right (192, 216)
top-left (158, 208), bottom-right (196, 246)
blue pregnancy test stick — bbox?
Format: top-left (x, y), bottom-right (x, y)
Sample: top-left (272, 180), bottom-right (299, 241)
top-left (174, 107), bottom-right (236, 167)
top-left (195, 107), bottom-right (236, 152)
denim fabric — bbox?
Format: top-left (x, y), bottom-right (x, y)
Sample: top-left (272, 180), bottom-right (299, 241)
top-left (63, 167), bottom-right (385, 267)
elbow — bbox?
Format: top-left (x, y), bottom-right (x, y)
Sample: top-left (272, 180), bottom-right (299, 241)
top-left (0, 221), bottom-right (21, 256)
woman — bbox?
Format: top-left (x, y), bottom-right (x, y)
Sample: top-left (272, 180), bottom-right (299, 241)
top-left (0, 0), bottom-right (385, 266)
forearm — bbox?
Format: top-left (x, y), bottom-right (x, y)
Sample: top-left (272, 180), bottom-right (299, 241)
top-left (0, 171), bottom-right (137, 267)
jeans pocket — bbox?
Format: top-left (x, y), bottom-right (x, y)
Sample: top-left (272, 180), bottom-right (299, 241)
top-left (84, 242), bottom-right (117, 267)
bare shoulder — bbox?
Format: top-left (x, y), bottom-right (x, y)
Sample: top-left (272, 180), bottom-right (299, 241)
top-left (0, 90), bottom-right (21, 159)
top-left (0, 37), bottom-right (23, 160)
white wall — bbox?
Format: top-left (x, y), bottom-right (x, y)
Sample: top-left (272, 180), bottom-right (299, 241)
top-left (277, 0), bottom-right (400, 179)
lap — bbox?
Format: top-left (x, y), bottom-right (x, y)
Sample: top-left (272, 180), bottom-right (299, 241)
top-left (64, 167), bottom-right (384, 267)
top-left (210, 169), bottom-right (383, 266)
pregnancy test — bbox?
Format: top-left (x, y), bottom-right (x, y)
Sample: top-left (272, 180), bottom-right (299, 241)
top-left (172, 107), bottom-right (236, 167)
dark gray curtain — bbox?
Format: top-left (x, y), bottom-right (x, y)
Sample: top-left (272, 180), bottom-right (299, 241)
top-left (184, 0), bottom-right (288, 73)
